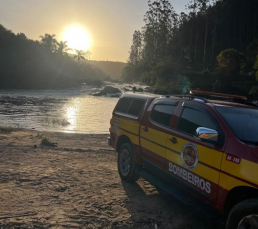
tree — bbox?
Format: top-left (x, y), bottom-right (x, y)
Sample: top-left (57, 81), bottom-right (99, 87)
top-left (246, 39), bottom-right (258, 70)
top-left (122, 63), bottom-right (142, 82)
top-left (0, 24), bottom-right (107, 90)
top-left (254, 53), bottom-right (258, 81)
top-left (217, 49), bottom-right (246, 74)
top-left (142, 0), bottom-right (176, 66)
top-left (39, 34), bottom-right (58, 52)
top-left (122, 0), bottom-right (258, 96)
top-left (57, 41), bottom-right (71, 55)
top-left (74, 49), bottom-right (91, 62)
top-left (188, 0), bottom-right (210, 62)
top-left (149, 56), bottom-right (178, 87)
top-left (17, 33), bottom-right (27, 40)
top-left (128, 30), bottom-right (142, 65)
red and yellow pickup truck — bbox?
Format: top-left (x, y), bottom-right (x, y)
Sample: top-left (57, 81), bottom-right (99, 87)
top-left (108, 91), bottom-right (258, 229)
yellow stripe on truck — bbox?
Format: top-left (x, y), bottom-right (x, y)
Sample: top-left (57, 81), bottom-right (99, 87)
top-left (111, 116), bottom-right (140, 146)
top-left (219, 173), bottom-right (254, 190)
top-left (140, 127), bottom-right (167, 158)
top-left (141, 127), bottom-right (167, 146)
top-left (219, 154), bottom-right (258, 190)
top-left (141, 138), bottom-right (165, 158)
top-left (118, 128), bottom-right (139, 146)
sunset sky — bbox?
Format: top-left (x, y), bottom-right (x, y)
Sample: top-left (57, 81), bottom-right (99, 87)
top-left (0, 0), bottom-right (189, 62)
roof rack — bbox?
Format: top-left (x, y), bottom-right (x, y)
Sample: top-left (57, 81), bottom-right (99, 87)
top-left (190, 90), bottom-right (247, 101)
top-left (160, 94), bottom-right (209, 102)
top-left (161, 91), bottom-right (258, 107)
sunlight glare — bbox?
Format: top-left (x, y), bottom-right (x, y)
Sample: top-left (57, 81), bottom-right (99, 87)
top-left (65, 106), bottom-right (77, 131)
top-left (62, 26), bottom-right (91, 51)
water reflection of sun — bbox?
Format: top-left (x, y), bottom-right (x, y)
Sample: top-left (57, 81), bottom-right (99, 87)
top-left (65, 106), bottom-right (77, 131)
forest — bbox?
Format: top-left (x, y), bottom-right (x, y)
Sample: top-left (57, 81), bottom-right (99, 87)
top-left (0, 25), bottom-right (108, 89)
top-left (123, 0), bottom-right (258, 99)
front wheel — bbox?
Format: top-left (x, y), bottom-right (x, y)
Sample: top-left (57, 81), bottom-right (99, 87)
top-left (226, 198), bottom-right (258, 229)
top-left (117, 143), bottom-right (140, 182)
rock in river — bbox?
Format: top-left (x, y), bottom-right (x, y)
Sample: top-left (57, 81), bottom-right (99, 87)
top-left (92, 86), bottom-right (122, 96)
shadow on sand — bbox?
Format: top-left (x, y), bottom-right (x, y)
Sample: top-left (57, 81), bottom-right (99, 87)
top-left (121, 179), bottom-right (223, 229)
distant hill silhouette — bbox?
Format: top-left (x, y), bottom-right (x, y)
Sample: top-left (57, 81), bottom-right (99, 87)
top-left (89, 60), bottom-right (127, 80)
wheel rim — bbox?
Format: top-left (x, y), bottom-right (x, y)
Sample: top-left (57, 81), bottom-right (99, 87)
top-left (238, 215), bottom-right (258, 229)
top-left (119, 149), bottom-right (131, 176)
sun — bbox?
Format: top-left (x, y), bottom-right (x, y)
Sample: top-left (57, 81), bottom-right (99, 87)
top-left (62, 26), bottom-right (91, 52)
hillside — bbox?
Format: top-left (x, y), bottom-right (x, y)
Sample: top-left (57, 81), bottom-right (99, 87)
top-left (89, 60), bottom-right (127, 80)
top-left (123, 0), bottom-right (258, 99)
top-left (0, 25), bottom-right (107, 89)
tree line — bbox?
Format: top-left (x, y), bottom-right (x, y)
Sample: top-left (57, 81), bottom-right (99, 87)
top-left (0, 25), bottom-right (106, 89)
top-left (123, 0), bottom-right (258, 99)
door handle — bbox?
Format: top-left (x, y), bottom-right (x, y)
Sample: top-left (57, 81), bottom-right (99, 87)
top-left (169, 137), bottom-right (178, 144)
top-left (143, 126), bottom-right (149, 132)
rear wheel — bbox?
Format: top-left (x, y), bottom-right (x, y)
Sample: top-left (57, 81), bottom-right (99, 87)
top-left (117, 143), bottom-right (140, 182)
top-left (226, 199), bottom-right (258, 229)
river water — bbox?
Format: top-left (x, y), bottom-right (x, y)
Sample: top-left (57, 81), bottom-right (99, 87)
top-left (0, 88), bottom-right (120, 134)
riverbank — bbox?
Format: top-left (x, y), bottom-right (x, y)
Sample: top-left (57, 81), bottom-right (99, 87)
top-left (0, 128), bottom-right (221, 228)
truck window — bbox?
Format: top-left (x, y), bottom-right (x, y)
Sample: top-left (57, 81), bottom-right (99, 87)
top-left (115, 98), bottom-right (133, 114)
top-left (215, 106), bottom-right (258, 144)
top-left (150, 105), bottom-right (176, 127)
top-left (115, 98), bottom-right (146, 117)
top-left (177, 107), bottom-right (217, 136)
top-left (127, 99), bottom-right (146, 117)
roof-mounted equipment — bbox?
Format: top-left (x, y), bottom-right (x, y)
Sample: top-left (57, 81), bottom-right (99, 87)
top-left (190, 90), bottom-right (247, 101)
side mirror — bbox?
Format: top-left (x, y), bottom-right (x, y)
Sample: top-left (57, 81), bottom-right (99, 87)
top-left (194, 127), bottom-right (218, 142)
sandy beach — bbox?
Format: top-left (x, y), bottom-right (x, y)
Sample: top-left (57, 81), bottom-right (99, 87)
top-left (0, 127), bottom-right (222, 229)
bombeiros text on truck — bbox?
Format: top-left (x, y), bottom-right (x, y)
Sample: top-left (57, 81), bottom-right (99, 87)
top-left (108, 90), bottom-right (258, 229)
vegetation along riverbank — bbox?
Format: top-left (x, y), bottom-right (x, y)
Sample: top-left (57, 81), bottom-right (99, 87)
top-left (123, 0), bottom-right (258, 100)
top-left (0, 0), bottom-right (258, 99)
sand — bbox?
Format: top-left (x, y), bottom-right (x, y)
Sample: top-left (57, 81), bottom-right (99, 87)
top-left (0, 127), bottom-right (222, 229)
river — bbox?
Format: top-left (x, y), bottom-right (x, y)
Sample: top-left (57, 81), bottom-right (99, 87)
top-left (0, 88), bottom-right (120, 134)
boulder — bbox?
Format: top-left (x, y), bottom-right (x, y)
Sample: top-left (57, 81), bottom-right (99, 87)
top-left (136, 88), bottom-right (144, 92)
top-left (92, 86), bottom-right (122, 96)
top-left (144, 87), bottom-right (153, 93)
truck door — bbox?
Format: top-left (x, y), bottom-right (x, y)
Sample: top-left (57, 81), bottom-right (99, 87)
top-left (165, 101), bottom-right (225, 204)
top-left (140, 100), bottom-right (179, 173)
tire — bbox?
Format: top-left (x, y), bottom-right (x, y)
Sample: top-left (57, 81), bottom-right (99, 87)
top-left (117, 143), bottom-right (140, 182)
top-left (226, 198), bottom-right (258, 229)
